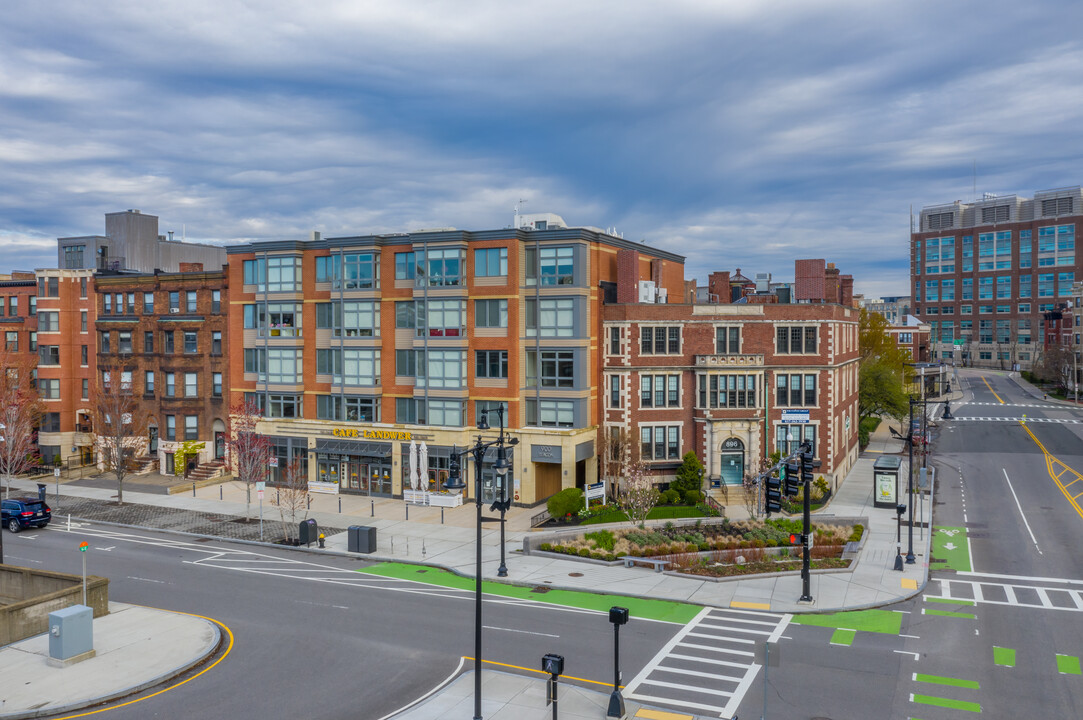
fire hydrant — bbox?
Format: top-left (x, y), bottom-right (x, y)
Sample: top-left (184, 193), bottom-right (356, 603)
top-left (318, 533), bottom-right (326, 549)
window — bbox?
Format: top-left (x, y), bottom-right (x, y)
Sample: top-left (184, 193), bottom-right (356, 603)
top-left (212, 372), bottom-right (222, 397)
top-left (474, 247), bottom-right (508, 277)
top-left (4, 331), bottom-right (16, 351)
top-left (1019, 303), bottom-right (1031, 314)
top-left (81, 310), bottom-right (87, 332)
top-left (37, 311), bottom-right (58, 332)
top-left (99, 331), bottom-right (111, 354)
top-left (211, 290), bottom-right (221, 314)
top-left (422, 299), bottom-right (465, 336)
top-left (941, 278), bottom-right (955, 301)
top-left (1039, 273), bottom-right (1055, 298)
top-left (184, 331), bottom-right (198, 354)
top-left (776, 326), bottom-right (817, 354)
top-left (961, 278), bottom-right (973, 300)
top-left (185, 416), bottom-right (199, 441)
top-left (609, 375), bottom-right (622, 408)
top-left (609, 327), bottom-right (621, 355)
top-left (396, 398), bottom-right (423, 425)
top-left (5, 296), bottom-right (13, 316)
top-left (526, 399), bottom-right (576, 428)
top-left (475, 350), bottom-right (508, 379)
top-left (316, 301), bottom-right (379, 337)
top-left (475, 299), bottom-right (508, 328)
top-left (28, 331), bottom-right (35, 351)
top-left (165, 415), bottom-right (176, 441)
top-left (28, 296), bottom-right (34, 316)
top-left (211, 331), bottom-right (222, 355)
top-left (63, 245), bottom-right (84, 269)
top-left (118, 331), bottom-right (132, 354)
top-left (527, 349), bottom-right (575, 388)
top-left (776, 374), bottom-right (817, 406)
top-left (423, 247), bottom-right (462, 287)
top-left (317, 395), bottom-right (380, 422)
top-left (39, 379), bottom-right (60, 399)
top-left (245, 256), bottom-right (302, 292)
top-left (81, 378), bottom-right (88, 399)
top-left (419, 350), bottom-right (464, 389)
top-left (427, 399), bottom-right (463, 427)
top-left (395, 349), bottom-right (417, 377)
top-left (165, 372), bottom-right (176, 397)
top-left (776, 424), bottom-right (816, 456)
top-left (244, 348), bottom-right (266, 374)
top-left (80, 276), bottom-right (87, 298)
top-left (185, 290), bottom-right (197, 312)
top-left (265, 394), bottom-right (302, 418)
top-left (145, 371), bottom-right (155, 395)
top-left (169, 291), bottom-right (180, 311)
top-left (641, 426), bottom-right (680, 461)
top-left (526, 297), bottom-right (575, 338)
top-left (40, 412), bottom-right (61, 433)
top-left (143, 292), bottom-right (154, 315)
top-left (246, 303), bottom-right (302, 337)
top-left (395, 301), bottom-right (417, 329)
top-left (640, 326), bottom-right (680, 354)
top-left (341, 253), bottom-right (379, 289)
top-left (38, 345), bottom-right (60, 365)
top-left (1019, 275), bottom-right (1032, 298)
top-left (698, 374), bottom-right (757, 408)
top-left (715, 327), bottom-right (740, 354)
top-left (184, 372), bottom-right (198, 397)
top-left (266, 348), bottom-right (303, 384)
top-left (538, 246), bottom-right (575, 286)
top-left (641, 374), bottom-right (680, 408)
top-left (393, 251), bottom-right (421, 280)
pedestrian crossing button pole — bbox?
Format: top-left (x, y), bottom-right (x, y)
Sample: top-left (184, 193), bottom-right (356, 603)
top-left (607, 607), bottom-right (629, 718)
top-left (543, 653), bottom-right (565, 720)
top-left (78, 541), bottom-right (89, 606)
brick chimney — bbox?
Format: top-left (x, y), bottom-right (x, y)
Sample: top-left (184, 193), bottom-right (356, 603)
top-left (616, 249), bottom-right (640, 303)
top-left (825, 263), bottom-right (840, 304)
top-left (794, 259), bottom-right (826, 302)
top-left (708, 271), bottom-right (730, 303)
top-left (840, 275), bottom-right (854, 306)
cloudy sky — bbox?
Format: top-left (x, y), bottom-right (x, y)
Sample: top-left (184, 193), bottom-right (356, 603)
top-left (2, 0), bottom-right (1082, 296)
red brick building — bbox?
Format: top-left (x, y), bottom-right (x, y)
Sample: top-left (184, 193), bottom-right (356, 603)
top-left (603, 255), bottom-right (861, 502)
top-left (94, 264), bottom-right (229, 475)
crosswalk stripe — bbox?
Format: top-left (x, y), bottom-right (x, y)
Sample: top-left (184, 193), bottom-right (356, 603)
top-left (686, 631), bottom-right (756, 644)
top-left (677, 641), bottom-right (755, 657)
top-left (638, 679), bottom-right (733, 697)
top-left (931, 578), bottom-right (1083, 613)
top-left (625, 694), bottom-right (725, 714)
top-left (654, 665), bottom-right (744, 683)
top-left (697, 622), bottom-right (774, 635)
top-left (667, 653), bottom-right (756, 669)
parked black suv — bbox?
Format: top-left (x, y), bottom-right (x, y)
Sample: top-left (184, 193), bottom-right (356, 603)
top-left (1, 497), bottom-right (51, 532)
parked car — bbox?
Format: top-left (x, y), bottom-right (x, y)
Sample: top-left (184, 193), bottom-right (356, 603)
top-left (1, 497), bottom-right (52, 532)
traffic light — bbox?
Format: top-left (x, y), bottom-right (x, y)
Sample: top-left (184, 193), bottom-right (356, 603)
top-left (765, 474), bottom-right (782, 514)
top-left (801, 452), bottom-right (814, 485)
top-left (784, 457), bottom-right (801, 496)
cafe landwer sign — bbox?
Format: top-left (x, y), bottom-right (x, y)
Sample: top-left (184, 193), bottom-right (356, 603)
top-left (332, 427), bottom-right (413, 441)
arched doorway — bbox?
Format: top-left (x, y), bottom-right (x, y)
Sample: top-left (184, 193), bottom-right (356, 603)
top-left (719, 437), bottom-right (745, 486)
top-left (212, 419), bottom-right (226, 460)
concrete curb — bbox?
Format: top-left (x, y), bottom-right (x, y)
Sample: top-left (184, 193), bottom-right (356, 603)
top-left (0, 613), bottom-right (222, 720)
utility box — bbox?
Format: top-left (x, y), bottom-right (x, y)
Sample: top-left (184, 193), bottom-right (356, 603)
top-left (873, 455), bottom-right (902, 508)
top-left (47, 605), bottom-right (95, 667)
top-left (348, 526), bottom-right (377, 554)
top-left (299, 518), bottom-right (319, 546)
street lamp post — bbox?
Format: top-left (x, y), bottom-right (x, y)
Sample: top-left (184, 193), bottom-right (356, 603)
top-left (445, 404), bottom-right (518, 720)
top-left (906, 397), bottom-right (917, 564)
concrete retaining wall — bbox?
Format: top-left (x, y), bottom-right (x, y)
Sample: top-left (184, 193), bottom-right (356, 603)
top-left (0, 565), bottom-right (109, 645)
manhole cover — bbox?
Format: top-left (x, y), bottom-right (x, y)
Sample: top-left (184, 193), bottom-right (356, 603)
top-left (531, 586), bottom-right (551, 594)
top-left (569, 572), bottom-right (584, 577)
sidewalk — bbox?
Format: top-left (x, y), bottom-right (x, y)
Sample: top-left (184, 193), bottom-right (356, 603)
top-left (1, 421), bottom-right (933, 719)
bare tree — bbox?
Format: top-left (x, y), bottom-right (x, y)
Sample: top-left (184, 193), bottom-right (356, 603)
top-left (615, 438), bottom-right (659, 528)
top-left (90, 361), bottom-right (151, 505)
top-left (272, 457), bottom-right (310, 543)
top-left (228, 397), bottom-right (271, 520)
top-left (598, 424), bottom-right (634, 501)
top-left (0, 348), bottom-right (44, 501)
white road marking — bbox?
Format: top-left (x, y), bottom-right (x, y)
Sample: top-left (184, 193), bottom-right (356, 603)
top-left (481, 625), bottom-right (559, 638)
top-left (125, 576), bottom-right (165, 584)
top-left (1002, 469), bottom-right (1042, 555)
top-left (895, 651), bottom-right (920, 660)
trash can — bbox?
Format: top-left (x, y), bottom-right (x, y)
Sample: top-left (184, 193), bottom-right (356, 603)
top-left (37, 483), bottom-right (47, 503)
top-left (299, 518), bottom-right (319, 546)
top-left (348, 525), bottom-right (377, 554)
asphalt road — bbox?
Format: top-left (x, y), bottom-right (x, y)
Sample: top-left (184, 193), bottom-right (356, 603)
top-left (4, 524), bottom-right (680, 720)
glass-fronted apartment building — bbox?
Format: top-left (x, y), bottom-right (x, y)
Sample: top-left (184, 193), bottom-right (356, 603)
top-left (226, 215), bottom-right (685, 505)
top-left (911, 186), bottom-right (1083, 370)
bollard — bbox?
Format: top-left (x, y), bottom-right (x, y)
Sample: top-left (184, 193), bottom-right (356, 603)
top-left (307, 496), bottom-right (311, 510)
top-left (338, 497), bottom-right (342, 513)
top-left (441, 507), bottom-right (444, 524)
top-left (371, 499), bottom-right (374, 517)
top-left (406, 504), bottom-right (409, 520)
top-left (192, 482), bottom-right (196, 497)
top-left (220, 486), bottom-right (223, 500)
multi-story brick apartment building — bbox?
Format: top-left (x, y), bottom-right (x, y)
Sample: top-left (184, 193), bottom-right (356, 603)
top-left (226, 214), bottom-right (685, 505)
top-left (93, 263), bottom-right (229, 475)
top-left (862, 296), bottom-right (912, 325)
top-left (0, 272), bottom-right (39, 362)
top-left (912, 186), bottom-right (1083, 369)
top-left (602, 256), bottom-right (861, 502)
top-left (33, 269), bottom-right (96, 465)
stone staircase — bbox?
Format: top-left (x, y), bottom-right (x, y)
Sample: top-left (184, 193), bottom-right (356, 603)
top-left (187, 460), bottom-right (225, 483)
top-left (133, 455), bottom-right (159, 475)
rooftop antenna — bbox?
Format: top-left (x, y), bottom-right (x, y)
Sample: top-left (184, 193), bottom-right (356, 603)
top-left (514, 199), bottom-right (527, 229)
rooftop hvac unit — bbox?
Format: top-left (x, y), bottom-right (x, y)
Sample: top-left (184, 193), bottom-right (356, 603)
top-left (638, 281), bottom-right (657, 303)
top-left (657, 288), bottom-right (668, 304)
top-left (169, 308), bottom-right (180, 314)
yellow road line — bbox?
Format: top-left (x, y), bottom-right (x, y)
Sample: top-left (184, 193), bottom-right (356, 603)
top-left (731, 600), bottom-right (771, 610)
top-left (53, 611), bottom-right (234, 719)
top-left (982, 376), bottom-right (1005, 404)
top-left (1020, 422), bottom-right (1083, 521)
top-left (465, 657), bottom-right (617, 688)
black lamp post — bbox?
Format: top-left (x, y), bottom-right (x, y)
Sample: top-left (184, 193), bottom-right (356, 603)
top-left (445, 403), bottom-right (518, 720)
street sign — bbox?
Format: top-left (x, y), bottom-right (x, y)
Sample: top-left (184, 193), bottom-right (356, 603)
top-left (257, 490), bottom-right (264, 500)
top-left (585, 481), bottom-right (605, 501)
top-left (953, 339), bottom-right (965, 346)
top-left (54, 468), bottom-right (61, 477)
top-left (268, 457), bottom-right (278, 467)
top-left (255, 481), bottom-right (266, 491)
top-left (781, 409), bottom-right (809, 424)
top-left (78, 541), bottom-right (88, 553)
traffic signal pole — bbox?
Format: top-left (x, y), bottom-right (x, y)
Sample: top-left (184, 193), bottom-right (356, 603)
top-left (799, 442), bottom-right (813, 603)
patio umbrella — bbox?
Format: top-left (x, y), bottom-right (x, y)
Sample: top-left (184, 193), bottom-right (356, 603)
top-left (419, 442), bottom-right (429, 491)
top-left (408, 439), bottom-right (418, 491)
